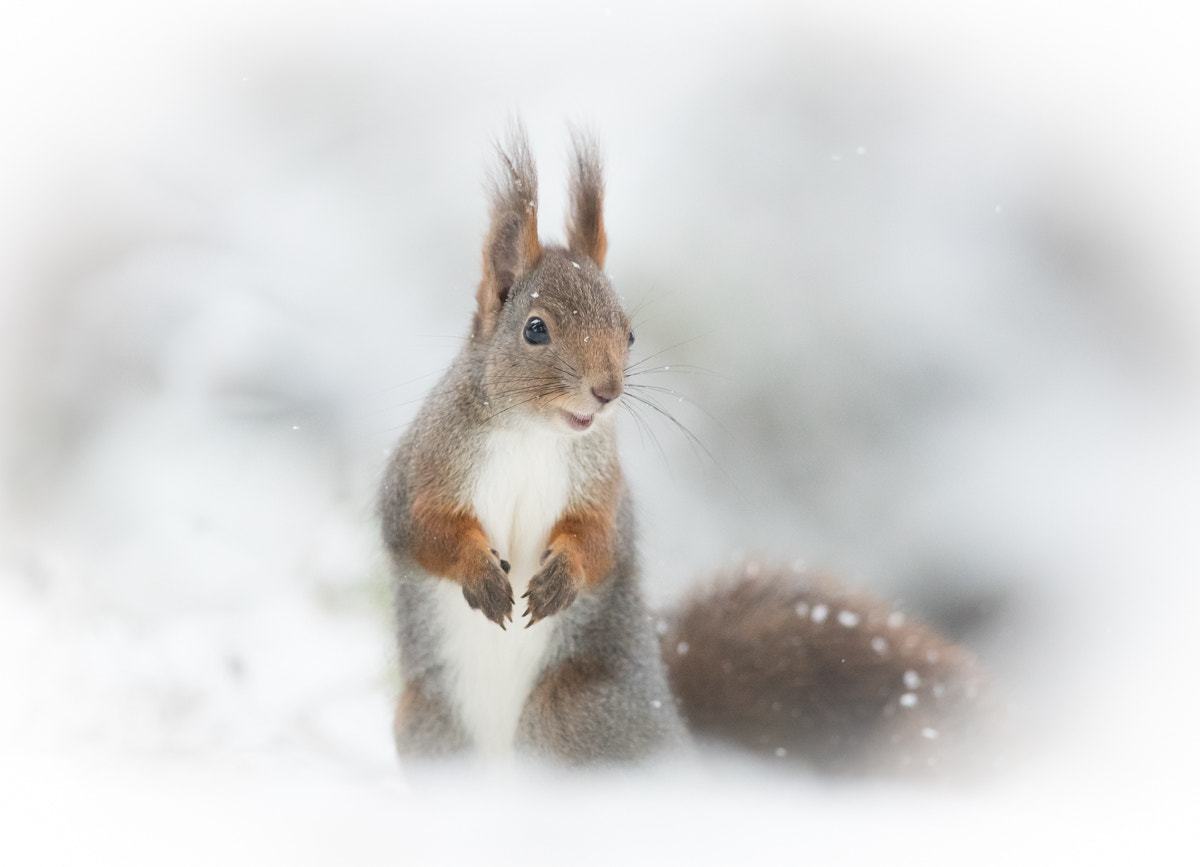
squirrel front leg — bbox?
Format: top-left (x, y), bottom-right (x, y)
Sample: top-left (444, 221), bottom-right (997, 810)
top-left (410, 493), bottom-right (514, 628)
top-left (523, 507), bottom-right (615, 627)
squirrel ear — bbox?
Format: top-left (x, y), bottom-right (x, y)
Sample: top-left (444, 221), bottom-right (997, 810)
top-left (475, 125), bottom-right (542, 339)
top-left (565, 129), bottom-right (607, 270)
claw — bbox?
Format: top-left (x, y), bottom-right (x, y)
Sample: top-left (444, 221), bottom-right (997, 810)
top-left (499, 559), bottom-right (511, 574)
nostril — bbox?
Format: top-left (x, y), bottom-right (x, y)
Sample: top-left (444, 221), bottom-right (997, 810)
top-left (592, 384), bottom-right (622, 405)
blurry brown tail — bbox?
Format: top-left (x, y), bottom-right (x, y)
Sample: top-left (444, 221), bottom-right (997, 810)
top-left (659, 563), bottom-right (1006, 779)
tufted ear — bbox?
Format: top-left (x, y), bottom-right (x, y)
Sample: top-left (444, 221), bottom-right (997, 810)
top-left (475, 125), bottom-right (542, 340)
top-left (565, 128), bottom-right (607, 270)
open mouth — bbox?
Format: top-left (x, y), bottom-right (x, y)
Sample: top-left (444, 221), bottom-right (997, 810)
top-left (562, 410), bottom-right (595, 432)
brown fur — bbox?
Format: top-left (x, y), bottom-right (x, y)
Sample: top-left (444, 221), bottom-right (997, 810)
top-left (384, 128), bottom-right (999, 776)
top-left (408, 494), bottom-right (490, 577)
top-left (523, 501), bottom-right (620, 626)
top-left (548, 505), bottom-right (617, 589)
top-left (518, 657), bottom-right (615, 762)
top-left (382, 126), bottom-right (685, 763)
top-left (409, 493), bottom-right (514, 626)
top-left (566, 129), bottom-right (607, 268)
top-left (394, 678), bottom-right (470, 756)
top-left (475, 125), bottom-right (543, 340)
top-left (661, 562), bottom-right (1003, 778)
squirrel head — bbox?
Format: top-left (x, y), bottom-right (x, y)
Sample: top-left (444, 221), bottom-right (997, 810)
top-left (471, 127), bottom-right (632, 435)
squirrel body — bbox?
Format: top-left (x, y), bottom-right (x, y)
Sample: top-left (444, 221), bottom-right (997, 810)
top-left (380, 128), bottom-right (993, 773)
top-left (436, 422), bottom-right (570, 753)
top-left (381, 134), bottom-right (684, 760)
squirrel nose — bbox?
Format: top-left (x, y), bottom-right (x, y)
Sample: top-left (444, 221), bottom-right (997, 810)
top-left (592, 383), bottom-right (623, 405)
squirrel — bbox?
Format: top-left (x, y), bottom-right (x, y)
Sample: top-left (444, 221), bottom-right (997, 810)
top-left (379, 127), bottom-right (997, 775)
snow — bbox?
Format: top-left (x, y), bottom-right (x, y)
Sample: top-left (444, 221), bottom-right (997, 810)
top-left (2, 1), bottom-right (1199, 865)
top-left (837, 609), bottom-right (860, 627)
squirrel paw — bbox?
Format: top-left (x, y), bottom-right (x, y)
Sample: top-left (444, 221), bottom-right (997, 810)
top-left (461, 549), bottom-right (514, 628)
top-left (522, 552), bottom-right (579, 627)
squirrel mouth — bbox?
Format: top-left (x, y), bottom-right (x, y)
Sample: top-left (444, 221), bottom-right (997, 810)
top-left (563, 410), bottom-right (595, 432)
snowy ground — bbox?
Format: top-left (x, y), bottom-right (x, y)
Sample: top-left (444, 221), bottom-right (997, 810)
top-left (2, 2), bottom-right (1198, 864)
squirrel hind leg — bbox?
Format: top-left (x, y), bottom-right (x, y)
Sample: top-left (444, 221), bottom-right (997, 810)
top-left (517, 654), bottom-right (686, 765)
top-left (394, 678), bottom-right (471, 758)
top-left (659, 565), bottom-right (1004, 780)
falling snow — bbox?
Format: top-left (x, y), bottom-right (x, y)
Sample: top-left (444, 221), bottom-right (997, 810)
top-left (810, 604), bottom-right (829, 624)
top-left (2, 10), bottom-right (1193, 862)
top-left (837, 610), bottom-right (860, 628)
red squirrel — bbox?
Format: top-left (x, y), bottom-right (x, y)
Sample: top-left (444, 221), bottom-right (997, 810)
top-left (379, 127), bottom-right (994, 774)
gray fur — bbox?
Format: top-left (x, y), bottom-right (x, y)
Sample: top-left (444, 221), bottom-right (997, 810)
top-left (380, 129), bottom-right (685, 763)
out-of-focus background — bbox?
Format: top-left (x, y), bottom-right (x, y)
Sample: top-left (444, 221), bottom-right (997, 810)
top-left (2, 1), bottom-right (1197, 864)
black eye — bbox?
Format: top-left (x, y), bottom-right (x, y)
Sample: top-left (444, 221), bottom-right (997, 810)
top-left (628, 330), bottom-right (635, 348)
top-left (524, 317), bottom-right (550, 345)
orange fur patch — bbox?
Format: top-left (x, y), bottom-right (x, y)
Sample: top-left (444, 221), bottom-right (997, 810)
top-left (410, 493), bottom-right (490, 580)
top-left (522, 202), bottom-right (543, 268)
top-left (547, 502), bottom-right (616, 589)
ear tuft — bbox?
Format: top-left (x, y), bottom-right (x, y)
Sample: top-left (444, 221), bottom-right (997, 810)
top-left (476, 122), bottom-right (542, 339)
top-left (565, 127), bottom-right (607, 269)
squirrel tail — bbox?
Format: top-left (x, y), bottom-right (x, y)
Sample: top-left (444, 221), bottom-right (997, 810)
top-left (658, 563), bottom-right (1005, 778)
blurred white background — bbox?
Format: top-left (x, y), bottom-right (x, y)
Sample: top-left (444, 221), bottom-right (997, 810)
top-left (2, 1), bottom-right (1197, 864)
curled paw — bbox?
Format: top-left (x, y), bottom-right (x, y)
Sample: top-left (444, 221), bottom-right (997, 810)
top-left (522, 551), bottom-right (579, 627)
top-left (461, 548), bottom-right (514, 628)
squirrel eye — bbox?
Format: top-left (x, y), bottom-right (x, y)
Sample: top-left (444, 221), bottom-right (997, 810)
top-left (628, 329), bottom-right (635, 348)
top-left (524, 317), bottom-right (550, 345)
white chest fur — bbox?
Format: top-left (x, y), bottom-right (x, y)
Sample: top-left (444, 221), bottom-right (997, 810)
top-left (432, 423), bottom-right (573, 755)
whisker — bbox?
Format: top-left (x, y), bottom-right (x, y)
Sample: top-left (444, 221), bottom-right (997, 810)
top-left (621, 400), bottom-right (669, 468)
top-left (623, 391), bottom-right (721, 470)
top-left (624, 382), bottom-right (733, 439)
top-left (625, 334), bottom-right (711, 374)
top-left (487, 388), bottom-right (568, 422)
top-left (626, 363), bottom-right (718, 378)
